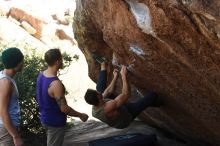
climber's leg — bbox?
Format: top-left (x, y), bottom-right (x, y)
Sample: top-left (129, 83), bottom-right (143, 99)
top-left (96, 63), bottom-right (108, 93)
top-left (96, 62), bottom-right (117, 99)
top-left (124, 92), bottom-right (159, 119)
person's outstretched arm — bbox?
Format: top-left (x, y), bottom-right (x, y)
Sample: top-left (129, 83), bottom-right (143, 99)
top-left (104, 66), bottom-right (131, 113)
top-left (0, 79), bottom-right (23, 146)
top-left (102, 69), bottom-right (119, 98)
top-left (49, 80), bottom-right (88, 122)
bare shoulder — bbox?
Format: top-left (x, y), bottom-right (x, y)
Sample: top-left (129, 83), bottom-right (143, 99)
top-left (50, 80), bottom-right (63, 89)
top-left (0, 78), bottom-right (12, 89)
top-left (0, 78), bottom-right (13, 96)
top-left (49, 80), bottom-right (65, 97)
top-left (104, 100), bottom-right (117, 113)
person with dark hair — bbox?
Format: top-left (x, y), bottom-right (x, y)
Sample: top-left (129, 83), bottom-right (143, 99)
top-left (36, 49), bottom-right (88, 146)
top-left (84, 55), bottom-right (161, 129)
top-left (0, 48), bottom-right (24, 146)
top-left (44, 49), bottom-right (63, 67)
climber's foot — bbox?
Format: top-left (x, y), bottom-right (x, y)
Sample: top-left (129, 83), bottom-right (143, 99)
top-left (92, 53), bottom-right (108, 64)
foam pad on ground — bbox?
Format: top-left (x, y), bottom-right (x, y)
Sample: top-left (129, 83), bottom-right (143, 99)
top-left (89, 133), bottom-right (157, 146)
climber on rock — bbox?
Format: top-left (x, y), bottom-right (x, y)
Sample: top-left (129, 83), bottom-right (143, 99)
top-left (84, 54), bottom-right (161, 129)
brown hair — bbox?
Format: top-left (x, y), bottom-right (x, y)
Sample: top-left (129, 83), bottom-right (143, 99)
top-left (84, 89), bottom-right (99, 106)
top-left (44, 49), bottom-right (62, 66)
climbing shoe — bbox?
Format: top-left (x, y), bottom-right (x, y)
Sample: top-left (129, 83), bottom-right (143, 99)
top-left (92, 53), bottom-right (108, 64)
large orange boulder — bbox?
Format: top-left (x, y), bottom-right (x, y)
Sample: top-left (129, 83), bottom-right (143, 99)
top-left (73, 0), bottom-right (220, 145)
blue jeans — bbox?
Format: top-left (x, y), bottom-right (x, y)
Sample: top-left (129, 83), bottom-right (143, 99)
top-left (96, 70), bottom-right (158, 119)
top-left (96, 70), bottom-right (107, 93)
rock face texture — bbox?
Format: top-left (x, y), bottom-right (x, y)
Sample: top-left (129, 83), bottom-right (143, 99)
top-left (73, 0), bottom-right (220, 145)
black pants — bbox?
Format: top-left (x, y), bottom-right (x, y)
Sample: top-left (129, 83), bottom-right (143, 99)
top-left (96, 70), bottom-right (157, 119)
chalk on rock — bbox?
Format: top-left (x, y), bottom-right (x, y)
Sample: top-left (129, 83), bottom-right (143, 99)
top-left (129, 45), bottom-right (145, 60)
top-left (125, 0), bottom-right (155, 36)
